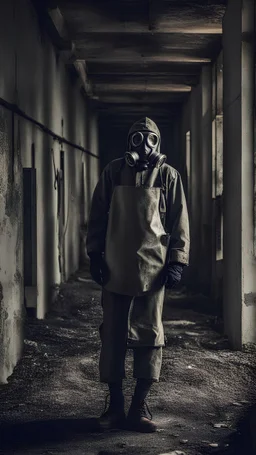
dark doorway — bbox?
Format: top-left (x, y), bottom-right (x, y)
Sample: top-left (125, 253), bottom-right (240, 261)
top-left (58, 150), bottom-right (65, 281)
top-left (23, 167), bottom-right (37, 310)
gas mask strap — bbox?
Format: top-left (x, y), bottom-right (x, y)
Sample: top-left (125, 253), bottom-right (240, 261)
top-left (159, 167), bottom-right (168, 229)
top-left (159, 167), bottom-right (166, 191)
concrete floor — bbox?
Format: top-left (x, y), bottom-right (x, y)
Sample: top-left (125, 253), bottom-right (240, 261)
top-left (1, 269), bottom-right (256, 455)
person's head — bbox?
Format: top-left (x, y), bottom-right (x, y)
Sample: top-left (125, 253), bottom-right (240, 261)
top-left (125, 117), bottom-right (166, 171)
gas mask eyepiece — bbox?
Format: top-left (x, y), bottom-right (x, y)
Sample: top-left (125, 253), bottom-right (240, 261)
top-left (130, 131), bottom-right (159, 150)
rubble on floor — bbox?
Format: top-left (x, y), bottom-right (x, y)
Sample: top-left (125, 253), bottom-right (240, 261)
top-left (0, 268), bottom-right (256, 455)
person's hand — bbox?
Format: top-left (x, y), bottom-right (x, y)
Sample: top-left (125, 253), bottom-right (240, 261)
top-left (89, 253), bottom-right (108, 286)
top-left (165, 263), bottom-right (184, 289)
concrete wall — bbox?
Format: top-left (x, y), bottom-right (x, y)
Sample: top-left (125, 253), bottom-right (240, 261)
top-left (200, 67), bottom-right (213, 294)
top-left (0, 108), bottom-right (24, 384)
top-left (181, 82), bottom-right (202, 289)
top-left (223, 0), bottom-right (256, 348)
top-left (0, 1), bottom-right (25, 384)
top-left (0, 0), bottom-right (99, 382)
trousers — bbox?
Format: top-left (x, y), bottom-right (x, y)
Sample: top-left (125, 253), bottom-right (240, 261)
top-left (99, 289), bottom-right (163, 383)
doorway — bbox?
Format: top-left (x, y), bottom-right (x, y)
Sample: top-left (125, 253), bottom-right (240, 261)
top-left (23, 167), bottom-right (37, 311)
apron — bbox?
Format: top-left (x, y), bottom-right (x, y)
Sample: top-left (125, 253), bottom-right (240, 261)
top-left (104, 184), bottom-right (170, 296)
top-left (102, 177), bottom-right (169, 347)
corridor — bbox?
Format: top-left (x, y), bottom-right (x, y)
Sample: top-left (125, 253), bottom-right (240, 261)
top-left (1, 269), bottom-right (256, 454)
top-left (1, 0), bottom-right (256, 453)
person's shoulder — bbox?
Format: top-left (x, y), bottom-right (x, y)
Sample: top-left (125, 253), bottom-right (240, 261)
top-left (102, 158), bottom-right (125, 174)
top-left (161, 162), bottom-right (179, 180)
top-left (109, 158), bottom-right (125, 169)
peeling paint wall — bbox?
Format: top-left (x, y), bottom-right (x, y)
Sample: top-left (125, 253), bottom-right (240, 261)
top-left (0, 107), bottom-right (24, 384)
top-left (0, 0), bottom-right (99, 382)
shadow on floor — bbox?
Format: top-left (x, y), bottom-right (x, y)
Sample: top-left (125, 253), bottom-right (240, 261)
top-left (0, 417), bottom-right (102, 449)
top-left (0, 411), bottom-right (255, 455)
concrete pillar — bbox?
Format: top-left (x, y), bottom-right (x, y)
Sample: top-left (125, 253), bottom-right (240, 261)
top-left (189, 84), bottom-right (202, 287)
top-left (211, 54), bottom-right (224, 311)
top-left (188, 69), bottom-right (212, 292)
top-left (223, 0), bottom-right (256, 348)
top-left (200, 66), bottom-right (213, 294)
top-left (87, 107), bottom-right (100, 207)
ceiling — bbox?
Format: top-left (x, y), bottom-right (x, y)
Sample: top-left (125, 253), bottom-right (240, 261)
top-left (37, 0), bottom-right (227, 123)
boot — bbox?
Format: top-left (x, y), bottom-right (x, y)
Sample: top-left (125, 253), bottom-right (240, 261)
top-left (98, 394), bottom-right (126, 430)
top-left (126, 396), bottom-right (157, 433)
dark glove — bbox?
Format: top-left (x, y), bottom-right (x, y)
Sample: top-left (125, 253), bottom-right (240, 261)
top-left (89, 253), bottom-right (108, 286)
top-left (165, 262), bottom-right (184, 289)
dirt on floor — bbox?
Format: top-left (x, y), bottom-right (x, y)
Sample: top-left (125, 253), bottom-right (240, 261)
top-left (1, 267), bottom-right (256, 455)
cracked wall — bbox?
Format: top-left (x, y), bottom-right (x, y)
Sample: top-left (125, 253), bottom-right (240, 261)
top-left (0, 106), bottom-right (24, 383)
top-left (0, 0), bottom-right (99, 382)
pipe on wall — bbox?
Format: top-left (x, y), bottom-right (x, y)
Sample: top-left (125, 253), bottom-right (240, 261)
top-left (0, 96), bottom-right (99, 159)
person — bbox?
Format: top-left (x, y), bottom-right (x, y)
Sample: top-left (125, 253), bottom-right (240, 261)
top-left (86, 117), bottom-right (190, 433)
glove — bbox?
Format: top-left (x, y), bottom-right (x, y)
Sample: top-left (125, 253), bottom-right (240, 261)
top-left (165, 262), bottom-right (184, 289)
top-left (89, 253), bottom-right (108, 286)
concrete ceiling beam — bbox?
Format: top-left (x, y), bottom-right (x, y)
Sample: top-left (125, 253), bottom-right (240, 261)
top-left (47, 7), bottom-right (71, 43)
top-left (90, 74), bottom-right (199, 86)
top-left (78, 54), bottom-right (211, 64)
top-left (74, 32), bottom-right (222, 51)
top-left (56, 0), bottom-right (226, 35)
top-left (75, 34), bottom-right (217, 61)
top-left (93, 93), bottom-right (188, 103)
top-left (33, 5), bottom-right (95, 99)
top-left (44, 0), bottom-right (227, 105)
top-left (72, 60), bottom-right (94, 98)
top-left (96, 102), bottom-right (181, 116)
top-left (93, 82), bottom-right (191, 93)
top-left (30, 1), bottom-right (72, 50)
top-left (86, 61), bottom-right (203, 76)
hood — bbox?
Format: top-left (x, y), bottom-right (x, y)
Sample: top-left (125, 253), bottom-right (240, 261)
top-left (128, 117), bottom-right (161, 139)
top-left (125, 117), bottom-right (165, 169)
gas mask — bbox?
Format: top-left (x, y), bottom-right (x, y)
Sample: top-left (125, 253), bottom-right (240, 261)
top-left (125, 120), bottom-right (166, 171)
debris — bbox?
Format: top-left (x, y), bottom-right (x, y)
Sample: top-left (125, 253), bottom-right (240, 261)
top-left (180, 439), bottom-right (188, 444)
top-left (24, 340), bottom-right (38, 348)
top-left (77, 276), bottom-right (92, 283)
top-left (209, 443), bottom-right (219, 448)
top-left (232, 402), bottom-right (243, 407)
top-left (213, 422), bottom-right (229, 428)
top-left (159, 452), bottom-right (186, 455)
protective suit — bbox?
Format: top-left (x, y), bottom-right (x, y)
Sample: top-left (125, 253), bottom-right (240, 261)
top-left (86, 117), bottom-right (190, 432)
